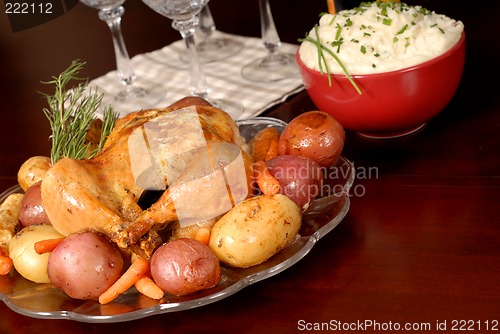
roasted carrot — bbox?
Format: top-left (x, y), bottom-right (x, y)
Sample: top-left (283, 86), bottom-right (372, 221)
top-left (251, 127), bottom-right (280, 162)
top-left (327, 0), bottom-right (336, 14)
top-left (194, 227), bottom-right (211, 245)
top-left (99, 257), bottom-right (150, 304)
top-left (34, 237), bottom-right (65, 254)
top-left (134, 276), bottom-right (164, 300)
top-left (0, 247), bottom-right (13, 276)
top-left (253, 160), bottom-right (281, 196)
top-left (265, 138), bottom-right (279, 161)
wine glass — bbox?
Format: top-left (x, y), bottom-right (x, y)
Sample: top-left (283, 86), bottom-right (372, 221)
top-left (179, 4), bottom-right (244, 63)
top-left (79, 0), bottom-right (165, 113)
top-left (241, 0), bottom-right (299, 82)
top-left (142, 0), bottom-right (244, 119)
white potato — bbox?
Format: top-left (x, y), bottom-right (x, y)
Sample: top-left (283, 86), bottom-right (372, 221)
top-left (9, 225), bottom-right (64, 283)
top-left (209, 194), bottom-right (301, 268)
top-left (0, 193), bottom-right (24, 247)
top-left (17, 156), bottom-right (51, 191)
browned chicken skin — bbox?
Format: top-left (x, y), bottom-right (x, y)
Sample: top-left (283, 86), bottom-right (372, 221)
top-left (41, 97), bottom-right (253, 258)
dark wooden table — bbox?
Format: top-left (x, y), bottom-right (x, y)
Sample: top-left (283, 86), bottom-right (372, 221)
top-left (1, 1), bottom-right (499, 333)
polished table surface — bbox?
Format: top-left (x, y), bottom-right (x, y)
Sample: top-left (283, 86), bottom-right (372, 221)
top-left (1, 1), bottom-right (499, 333)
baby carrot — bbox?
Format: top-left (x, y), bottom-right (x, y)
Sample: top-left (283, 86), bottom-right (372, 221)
top-left (253, 160), bottom-right (281, 196)
top-left (327, 0), bottom-right (336, 14)
top-left (134, 276), bottom-right (164, 300)
top-left (194, 227), bottom-right (211, 245)
top-left (265, 138), bottom-right (279, 161)
top-left (34, 237), bottom-right (65, 254)
top-left (99, 257), bottom-right (150, 304)
top-left (251, 127), bottom-right (280, 162)
top-left (0, 247), bottom-right (13, 276)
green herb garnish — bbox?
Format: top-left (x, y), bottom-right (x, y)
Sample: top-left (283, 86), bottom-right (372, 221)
top-left (41, 60), bottom-right (118, 164)
top-left (299, 25), bottom-right (362, 95)
top-left (335, 23), bottom-right (343, 40)
top-left (383, 18), bottom-right (392, 25)
top-left (331, 37), bottom-right (344, 53)
top-left (396, 24), bottom-right (409, 35)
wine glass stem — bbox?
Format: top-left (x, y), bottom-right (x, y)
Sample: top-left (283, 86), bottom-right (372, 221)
top-left (198, 5), bottom-right (215, 39)
top-left (259, 0), bottom-right (281, 55)
top-left (174, 19), bottom-right (209, 99)
top-left (99, 6), bottom-right (136, 87)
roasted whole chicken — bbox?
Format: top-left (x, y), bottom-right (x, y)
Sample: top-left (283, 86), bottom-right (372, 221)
top-left (41, 97), bottom-right (253, 258)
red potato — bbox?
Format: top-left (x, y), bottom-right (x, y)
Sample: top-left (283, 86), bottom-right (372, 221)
top-left (150, 238), bottom-right (221, 296)
top-left (278, 111), bottom-right (345, 168)
top-left (266, 155), bottom-right (323, 209)
top-left (19, 181), bottom-right (51, 227)
top-left (47, 231), bottom-right (125, 300)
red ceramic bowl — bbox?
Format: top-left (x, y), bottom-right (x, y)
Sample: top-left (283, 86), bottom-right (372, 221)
top-left (296, 33), bottom-right (466, 138)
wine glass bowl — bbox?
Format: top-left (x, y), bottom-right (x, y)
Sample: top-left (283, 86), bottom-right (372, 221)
top-left (80, 0), bottom-right (125, 10)
top-left (79, 0), bottom-right (165, 114)
top-left (141, 0), bottom-right (208, 21)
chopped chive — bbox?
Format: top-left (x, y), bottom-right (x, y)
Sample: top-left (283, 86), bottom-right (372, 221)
top-left (335, 23), bottom-right (342, 40)
top-left (397, 24), bottom-right (408, 35)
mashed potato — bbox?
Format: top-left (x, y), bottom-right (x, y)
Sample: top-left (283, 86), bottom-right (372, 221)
top-left (299, 1), bottom-right (464, 74)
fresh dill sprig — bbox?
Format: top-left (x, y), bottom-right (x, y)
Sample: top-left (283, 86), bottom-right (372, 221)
top-left (40, 60), bottom-right (119, 164)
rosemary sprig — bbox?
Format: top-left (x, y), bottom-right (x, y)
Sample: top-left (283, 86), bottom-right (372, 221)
top-left (41, 60), bottom-right (118, 164)
top-left (97, 105), bottom-right (118, 153)
top-left (299, 26), bottom-right (362, 95)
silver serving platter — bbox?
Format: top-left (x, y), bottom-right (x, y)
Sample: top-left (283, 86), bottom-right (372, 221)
top-left (0, 117), bottom-right (354, 323)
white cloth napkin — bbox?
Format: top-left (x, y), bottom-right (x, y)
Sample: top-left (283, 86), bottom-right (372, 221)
top-left (90, 31), bottom-right (304, 119)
